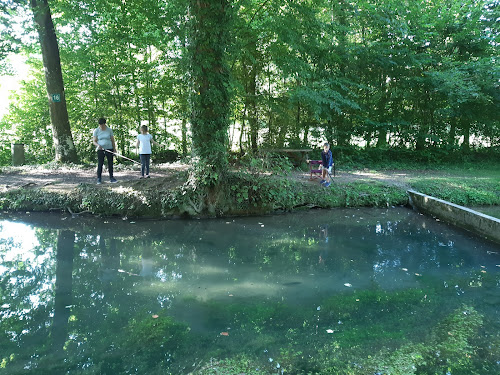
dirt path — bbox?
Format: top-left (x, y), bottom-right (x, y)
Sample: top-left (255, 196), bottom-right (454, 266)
top-left (291, 169), bottom-right (415, 189)
top-left (0, 163), bottom-right (423, 193)
top-left (0, 163), bottom-right (190, 192)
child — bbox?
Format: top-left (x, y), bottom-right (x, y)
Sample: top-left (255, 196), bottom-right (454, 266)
top-left (136, 125), bottom-right (161, 178)
top-left (320, 142), bottom-right (333, 187)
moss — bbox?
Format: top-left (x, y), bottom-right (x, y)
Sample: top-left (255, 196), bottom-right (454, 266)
top-left (196, 355), bottom-right (263, 375)
top-left (121, 313), bottom-right (192, 372)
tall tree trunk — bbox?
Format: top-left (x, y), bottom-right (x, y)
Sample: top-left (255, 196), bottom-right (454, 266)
top-left (245, 35), bottom-right (259, 153)
top-left (266, 62), bottom-right (273, 145)
top-left (416, 96), bottom-right (431, 151)
top-left (189, 0), bottom-right (231, 174)
top-left (239, 116), bottom-right (246, 154)
top-left (30, 0), bottom-right (78, 163)
top-left (461, 118), bottom-right (470, 152)
top-left (248, 70), bottom-right (258, 153)
top-left (302, 121), bottom-right (309, 146)
top-left (331, 0), bottom-right (351, 148)
top-left (376, 94), bottom-right (388, 148)
top-left (93, 65), bottom-right (98, 111)
top-left (448, 117), bottom-right (457, 148)
top-left (295, 99), bottom-right (301, 144)
top-left (335, 114), bottom-right (350, 147)
top-left (181, 118), bottom-right (188, 156)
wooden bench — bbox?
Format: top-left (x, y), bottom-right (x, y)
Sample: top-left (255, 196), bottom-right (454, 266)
top-left (308, 160), bottom-right (336, 180)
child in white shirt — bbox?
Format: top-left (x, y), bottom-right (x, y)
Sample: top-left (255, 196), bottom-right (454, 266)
top-left (136, 125), bottom-right (160, 178)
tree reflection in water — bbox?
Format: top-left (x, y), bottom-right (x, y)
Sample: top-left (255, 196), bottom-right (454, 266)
top-left (0, 208), bottom-right (499, 374)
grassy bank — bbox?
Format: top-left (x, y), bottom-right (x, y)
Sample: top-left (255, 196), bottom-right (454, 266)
top-left (407, 168), bottom-right (500, 207)
top-left (0, 173), bottom-right (408, 218)
top-left (0, 162), bottom-right (498, 218)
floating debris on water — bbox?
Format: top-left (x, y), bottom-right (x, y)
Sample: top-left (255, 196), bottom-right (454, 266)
top-left (326, 329), bottom-right (334, 333)
top-left (344, 283), bottom-right (352, 287)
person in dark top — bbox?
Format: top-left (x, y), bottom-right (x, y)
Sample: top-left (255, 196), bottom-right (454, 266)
top-left (320, 142), bottom-right (333, 187)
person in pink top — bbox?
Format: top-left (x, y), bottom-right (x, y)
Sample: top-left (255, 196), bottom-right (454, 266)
top-left (136, 125), bottom-right (161, 178)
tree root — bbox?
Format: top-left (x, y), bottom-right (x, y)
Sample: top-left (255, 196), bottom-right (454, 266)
top-left (67, 207), bottom-right (92, 217)
top-left (21, 182), bottom-right (37, 188)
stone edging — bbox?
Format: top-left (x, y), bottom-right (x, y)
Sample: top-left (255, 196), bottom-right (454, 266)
top-left (407, 190), bottom-right (500, 245)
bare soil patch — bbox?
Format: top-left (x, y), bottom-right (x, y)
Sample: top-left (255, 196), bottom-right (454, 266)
top-left (0, 162), bottom-right (428, 194)
top-left (0, 163), bottom-right (190, 193)
top-left (1, 163), bottom-right (466, 194)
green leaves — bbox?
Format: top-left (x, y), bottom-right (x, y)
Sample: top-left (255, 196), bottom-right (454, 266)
top-left (2, 0), bottom-right (498, 166)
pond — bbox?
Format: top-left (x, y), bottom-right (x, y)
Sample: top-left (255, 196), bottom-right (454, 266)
top-left (1, 208), bottom-right (499, 374)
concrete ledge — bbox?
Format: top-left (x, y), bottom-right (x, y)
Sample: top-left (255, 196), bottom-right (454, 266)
top-left (408, 190), bottom-right (500, 245)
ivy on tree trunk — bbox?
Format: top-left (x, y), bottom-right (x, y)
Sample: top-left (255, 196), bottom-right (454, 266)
top-left (188, 0), bottom-right (231, 177)
top-left (30, 0), bottom-right (78, 163)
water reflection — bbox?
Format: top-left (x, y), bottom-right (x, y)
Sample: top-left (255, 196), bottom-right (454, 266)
top-left (0, 208), bottom-right (499, 374)
top-left (139, 240), bottom-right (154, 279)
top-left (53, 230), bottom-right (75, 353)
top-left (98, 236), bottom-right (120, 285)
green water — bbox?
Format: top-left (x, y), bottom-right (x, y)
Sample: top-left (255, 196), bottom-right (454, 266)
top-left (0, 208), bottom-right (499, 374)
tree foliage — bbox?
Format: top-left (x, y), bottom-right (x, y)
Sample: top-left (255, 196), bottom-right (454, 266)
top-left (0, 0), bottom-right (498, 165)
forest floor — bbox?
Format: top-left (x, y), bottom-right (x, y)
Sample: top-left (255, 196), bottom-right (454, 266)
top-left (1, 162), bottom-right (499, 218)
top-left (0, 163), bottom-right (189, 192)
top-left (0, 162), bottom-right (437, 192)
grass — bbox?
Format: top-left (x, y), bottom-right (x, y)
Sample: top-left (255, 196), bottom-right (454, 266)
top-left (0, 161), bottom-right (498, 218)
top-left (406, 169), bottom-right (500, 206)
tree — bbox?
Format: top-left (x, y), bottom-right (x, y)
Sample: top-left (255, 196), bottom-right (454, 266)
top-left (0, 0), bottom-right (22, 72)
top-left (188, 0), bottom-right (232, 177)
top-left (29, 0), bottom-right (78, 163)
top-left (3, 0), bottom-right (497, 166)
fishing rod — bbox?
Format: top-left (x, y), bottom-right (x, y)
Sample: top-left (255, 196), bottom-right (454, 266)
top-left (324, 164), bottom-right (336, 188)
top-left (104, 149), bottom-right (141, 165)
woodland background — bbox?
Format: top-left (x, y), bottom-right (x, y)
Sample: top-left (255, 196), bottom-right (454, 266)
top-left (0, 0), bottom-right (498, 167)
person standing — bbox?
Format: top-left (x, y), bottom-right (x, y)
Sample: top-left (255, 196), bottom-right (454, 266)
top-left (136, 125), bottom-right (161, 178)
top-left (92, 117), bottom-right (118, 184)
top-left (320, 142), bottom-right (333, 187)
